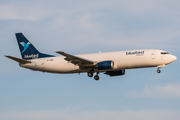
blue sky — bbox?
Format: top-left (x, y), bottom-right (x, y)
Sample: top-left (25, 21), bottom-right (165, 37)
top-left (0, 0), bottom-right (180, 120)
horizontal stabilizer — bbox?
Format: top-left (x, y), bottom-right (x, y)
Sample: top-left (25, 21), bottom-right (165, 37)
top-left (5, 55), bottom-right (31, 64)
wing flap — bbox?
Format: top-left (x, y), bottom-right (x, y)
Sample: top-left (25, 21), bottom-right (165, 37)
top-left (55, 51), bottom-right (95, 66)
top-left (5, 55), bottom-right (31, 64)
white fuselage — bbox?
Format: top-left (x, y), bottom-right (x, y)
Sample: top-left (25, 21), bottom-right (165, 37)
top-left (20, 49), bottom-right (177, 74)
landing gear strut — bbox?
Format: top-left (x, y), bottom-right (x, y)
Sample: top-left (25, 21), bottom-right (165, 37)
top-left (94, 72), bottom-right (100, 81)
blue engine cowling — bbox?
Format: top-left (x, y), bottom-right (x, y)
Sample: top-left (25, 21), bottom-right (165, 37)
top-left (105, 69), bottom-right (125, 76)
top-left (97, 61), bottom-right (114, 70)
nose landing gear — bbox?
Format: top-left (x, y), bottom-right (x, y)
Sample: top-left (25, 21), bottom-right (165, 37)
top-left (157, 69), bottom-right (161, 73)
top-left (157, 65), bottom-right (166, 73)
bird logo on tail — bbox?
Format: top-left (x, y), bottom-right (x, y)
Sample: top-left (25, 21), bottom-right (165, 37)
top-left (20, 42), bottom-right (31, 53)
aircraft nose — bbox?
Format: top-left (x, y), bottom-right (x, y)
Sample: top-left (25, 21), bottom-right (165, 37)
top-left (172, 55), bottom-right (177, 62)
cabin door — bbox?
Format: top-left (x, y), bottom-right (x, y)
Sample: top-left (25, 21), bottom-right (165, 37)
top-left (151, 51), bottom-right (156, 59)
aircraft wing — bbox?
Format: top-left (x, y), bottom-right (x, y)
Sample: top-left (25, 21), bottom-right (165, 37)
top-left (55, 51), bottom-right (96, 66)
top-left (5, 55), bottom-right (31, 64)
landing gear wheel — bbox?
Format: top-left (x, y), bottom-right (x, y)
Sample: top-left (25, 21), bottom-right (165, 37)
top-left (157, 69), bottom-right (161, 73)
top-left (87, 72), bottom-right (93, 77)
top-left (94, 75), bottom-right (99, 81)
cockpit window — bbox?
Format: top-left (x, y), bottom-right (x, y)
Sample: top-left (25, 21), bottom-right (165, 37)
top-left (161, 52), bottom-right (169, 55)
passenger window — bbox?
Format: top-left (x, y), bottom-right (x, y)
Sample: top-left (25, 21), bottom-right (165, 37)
top-left (47, 59), bottom-right (54, 61)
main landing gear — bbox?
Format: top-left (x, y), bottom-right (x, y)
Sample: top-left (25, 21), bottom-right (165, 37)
top-left (87, 72), bottom-right (93, 77)
top-left (87, 72), bottom-right (100, 80)
top-left (94, 72), bottom-right (99, 81)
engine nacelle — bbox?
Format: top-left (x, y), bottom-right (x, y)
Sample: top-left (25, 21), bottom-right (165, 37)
top-left (97, 61), bottom-right (114, 70)
top-left (105, 69), bottom-right (125, 77)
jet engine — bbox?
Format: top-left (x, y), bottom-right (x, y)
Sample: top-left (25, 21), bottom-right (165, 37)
top-left (105, 69), bottom-right (125, 76)
top-left (97, 61), bottom-right (114, 70)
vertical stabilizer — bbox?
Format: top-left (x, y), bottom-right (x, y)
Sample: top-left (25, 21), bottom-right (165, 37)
top-left (16, 33), bottom-right (54, 60)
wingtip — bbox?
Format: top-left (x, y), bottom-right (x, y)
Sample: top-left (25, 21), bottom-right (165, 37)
top-left (55, 51), bottom-right (63, 53)
top-left (4, 55), bottom-right (9, 57)
top-left (15, 32), bottom-right (23, 35)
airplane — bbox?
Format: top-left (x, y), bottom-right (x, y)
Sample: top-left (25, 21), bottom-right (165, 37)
top-left (5, 33), bottom-right (177, 80)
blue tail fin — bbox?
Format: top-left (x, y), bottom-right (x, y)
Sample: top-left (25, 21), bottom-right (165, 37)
top-left (16, 33), bottom-right (54, 60)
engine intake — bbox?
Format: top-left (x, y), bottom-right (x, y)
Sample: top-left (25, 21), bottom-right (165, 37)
top-left (97, 61), bottom-right (114, 70)
top-left (105, 69), bottom-right (125, 76)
